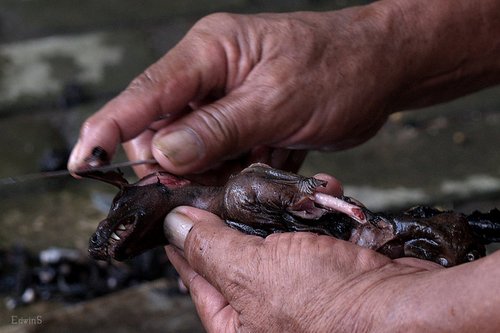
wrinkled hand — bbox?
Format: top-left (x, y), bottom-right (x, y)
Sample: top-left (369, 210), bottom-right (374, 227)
top-left (163, 172), bottom-right (440, 332)
top-left (164, 206), bottom-right (442, 333)
top-left (68, 5), bottom-right (402, 179)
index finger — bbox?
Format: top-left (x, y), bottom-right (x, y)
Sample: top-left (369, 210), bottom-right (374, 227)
top-left (68, 37), bottom-right (226, 171)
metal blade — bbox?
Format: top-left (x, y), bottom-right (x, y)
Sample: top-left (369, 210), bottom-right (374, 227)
top-left (0, 159), bottom-right (157, 185)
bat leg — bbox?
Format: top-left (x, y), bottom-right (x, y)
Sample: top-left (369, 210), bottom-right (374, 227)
top-left (313, 193), bottom-right (368, 224)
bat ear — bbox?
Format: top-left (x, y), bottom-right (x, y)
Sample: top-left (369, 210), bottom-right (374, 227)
top-left (77, 170), bottom-right (129, 188)
top-left (134, 171), bottom-right (191, 188)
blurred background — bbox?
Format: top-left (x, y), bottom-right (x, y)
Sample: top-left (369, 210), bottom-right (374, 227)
top-left (1, 0), bottom-right (499, 331)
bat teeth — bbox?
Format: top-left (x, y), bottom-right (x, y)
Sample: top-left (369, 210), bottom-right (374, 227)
top-left (110, 232), bottom-right (121, 241)
top-left (117, 224), bottom-right (126, 231)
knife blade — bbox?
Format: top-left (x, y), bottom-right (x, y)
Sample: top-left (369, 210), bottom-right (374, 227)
top-left (0, 159), bottom-right (157, 185)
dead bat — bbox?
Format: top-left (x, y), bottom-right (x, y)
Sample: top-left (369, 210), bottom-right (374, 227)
top-left (81, 163), bottom-right (500, 267)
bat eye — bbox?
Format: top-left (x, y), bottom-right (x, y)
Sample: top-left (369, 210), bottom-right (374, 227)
top-left (466, 251), bottom-right (479, 262)
top-left (437, 257), bottom-right (449, 267)
top-left (120, 214), bottom-right (138, 226)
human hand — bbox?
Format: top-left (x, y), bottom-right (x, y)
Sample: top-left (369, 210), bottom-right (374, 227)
top-left (161, 174), bottom-right (435, 332)
top-left (68, 0), bottom-right (500, 180)
top-left (161, 171), bottom-right (500, 332)
top-left (163, 205), bottom-right (446, 332)
top-left (68, 5), bottom-right (405, 179)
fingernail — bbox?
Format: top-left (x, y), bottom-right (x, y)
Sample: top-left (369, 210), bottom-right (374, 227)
top-left (83, 146), bottom-right (109, 167)
top-left (164, 210), bottom-right (194, 250)
top-left (154, 128), bottom-right (203, 166)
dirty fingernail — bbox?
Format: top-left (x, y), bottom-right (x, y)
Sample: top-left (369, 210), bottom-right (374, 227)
top-left (83, 146), bottom-right (109, 167)
top-left (164, 210), bottom-right (194, 250)
top-left (154, 129), bottom-right (203, 166)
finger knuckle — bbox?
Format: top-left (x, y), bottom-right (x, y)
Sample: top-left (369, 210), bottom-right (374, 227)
top-left (126, 67), bottom-right (160, 95)
top-left (186, 13), bottom-right (241, 63)
top-left (193, 12), bottom-right (240, 32)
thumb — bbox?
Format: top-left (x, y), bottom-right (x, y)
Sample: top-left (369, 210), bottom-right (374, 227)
top-left (152, 82), bottom-right (296, 174)
top-left (163, 206), bottom-right (263, 299)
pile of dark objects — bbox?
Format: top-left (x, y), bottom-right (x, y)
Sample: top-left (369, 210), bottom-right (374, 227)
top-left (0, 245), bottom-right (176, 310)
